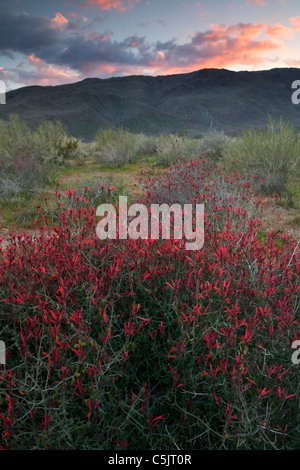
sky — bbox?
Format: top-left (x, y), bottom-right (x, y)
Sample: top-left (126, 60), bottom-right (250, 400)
top-left (0, 0), bottom-right (300, 90)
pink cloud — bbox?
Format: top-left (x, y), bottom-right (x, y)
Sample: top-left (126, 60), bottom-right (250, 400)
top-left (266, 23), bottom-right (294, 39)
top-left (156, 51), bottom-right (165, 60)
top-left (76, 62), bottom-right (120, 75)
top-left (51, 12), bottom-right (69, 26)
top-left (195, 2), bottom-right (211, 17)
top-left (246, 0), bottom-right (268, 6)
top-left (287, 59), bottom-right (300, 66)
top-left (77, 0), bottom-right (140, 11)
top-left (26, 55), bottom-right (80, 86)
top-left (90, 33), bottom-right (100, 40)
top-left (202, 23), bottom-right (266, 42)
top-left (3, 9), bottom-right (297, 90)
top-left (157, 22), bottom-right (283, 76)
top-left (199, 11), bottom-right (212, 18)
top-left (89, 33), bottom-right (111, 43)
top-left (289, 16), bottom-right (300, 30)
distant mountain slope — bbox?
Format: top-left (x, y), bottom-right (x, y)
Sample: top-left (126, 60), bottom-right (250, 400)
top-left (0, 68), bottom-right (299, 140)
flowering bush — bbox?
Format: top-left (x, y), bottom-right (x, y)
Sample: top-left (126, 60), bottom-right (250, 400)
top-left (0, 157), bottom-right (299, 450)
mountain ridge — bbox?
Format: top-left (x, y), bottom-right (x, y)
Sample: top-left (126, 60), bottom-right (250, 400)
top-left (1, 67), bottom-right (299, 140)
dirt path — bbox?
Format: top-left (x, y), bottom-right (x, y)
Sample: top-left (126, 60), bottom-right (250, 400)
top-left (259, 198), bottom-right (300, 240)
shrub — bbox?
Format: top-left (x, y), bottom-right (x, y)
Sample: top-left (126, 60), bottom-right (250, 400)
top-left (93, 127), bottom-right (139, 167)
top-left (0, 156), bottom-right (52, 200)
top-left (223, 116), bottom-right (300, 195)
top-left (58, 176), bottom-right (124, 212)
top-left (140, 157), bottom-right (264, 233)
top-left (198, 129), bottom-right (230, 160)
top-left (0, 158), bottom-right (299, 450)
top-left (0, 115), bottom-right (32, 165)
top-left (31, 119), bottom-right (78, 164)
top-left (155, 133), bottom-right (199, 166)
top-left (0, 116), bottom-right (79, 202)
top-left (135, 133), bottom-right (158, 155)
top-left (55, 137), bottom-right (79, 161)
top-left (38, 177), bottom-right (123, 230)
top-left (0, 115), bottom-right (78, 167)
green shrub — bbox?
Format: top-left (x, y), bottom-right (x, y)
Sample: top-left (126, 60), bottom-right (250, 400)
top-left (155, 133), bottom-right (199, 166)
top-left (93, 127), bottom-right (139, 167)
top-left (135, 133), bottom-right (158, 156)
top-left (32, 119), bottom-right (79, 164)
top-left (0, 157), bottom-right (52, 201)
top-left (198, 129), bottom-right (230, 159)
top-left (0, 114), bottom-right (32, 164)
top-left (0, 114), bottom-right (78, 166)
top-left (0, 115), bottom-right (78, 203)
top-left (223, 116), bottom-right (300, 195)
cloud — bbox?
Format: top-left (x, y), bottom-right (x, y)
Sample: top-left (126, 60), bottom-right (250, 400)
top-left (195, 3), bottom-right (212, 17)
top-left (25, 55), bottom-right (80, 85)
top-left (51, 12), bottom-right (69, 26)
top-left (246, 0), bottom-right (268, 6)
top-left (0, 7), bottom-right (293, 89)
top-left (138, 18), bottom-right (166, 28)
top-left (154, 22), bottom-right (282, 74)
top-left (156, 51), bottom-right (165, 60)
top-left (1, 57), bottom-right (81, 90)
top-left (287, 59), bottom-right (300, 66)
top-left (79, 0), bottom-right (124, 10)
top-left (199, 11), bottom-right (212, 18)
top-left (76, 0), bottom-right (140, 11)
top-left (0, 6), bottom-right (64, 54)
top-left (266, 23), bottom-right (294, 39)
top-left (289, 16), bottom-right (300, 30)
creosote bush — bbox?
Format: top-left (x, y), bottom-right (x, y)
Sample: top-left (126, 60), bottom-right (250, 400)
top-left (198, 129), bottom-right (231, 160)
top-left (154, 133), bottom-right (200, 167)
top-left (93, 127), bottom-right (139, 167)
top-left (0, 115), bottom-right (78, 166)
top-left (135, 133), bottom-right (158, 156)
top-left (0, 156), bottom-right (52, 200)
top-left (223, 116), bottom-right (300, 196)
top-left (0, 115), bottom-right (79, 202)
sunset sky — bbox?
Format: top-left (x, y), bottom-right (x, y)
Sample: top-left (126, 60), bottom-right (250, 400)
top-left (0, 0), bottom-right (300, 90)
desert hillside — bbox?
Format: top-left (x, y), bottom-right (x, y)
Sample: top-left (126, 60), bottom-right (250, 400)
top-left (1, 67), bottom-right (299, 140)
